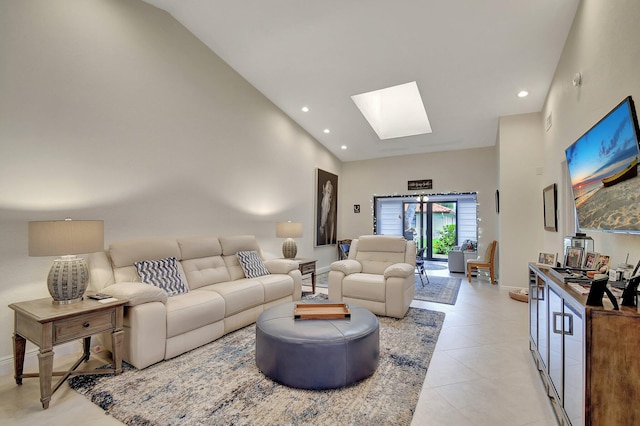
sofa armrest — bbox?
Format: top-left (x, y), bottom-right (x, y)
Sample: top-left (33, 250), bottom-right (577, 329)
top-left (263, 259), bottom-right (298, 275)
top-left (384, 263), bottom-right (414, 279)
top-left (330, 259), bottom-right (362, 276)
top-left (101, 282), bottom-right (168, 306)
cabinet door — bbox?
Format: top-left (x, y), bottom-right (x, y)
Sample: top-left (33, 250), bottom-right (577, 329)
top-left (548, 287), bottom-right (563, 399)
top-left (537, 278), bottom-right (548, 370)
top-left (529, 271), bottom-right (538, 348)
top-left (563, 300), bottom-right (584, 426)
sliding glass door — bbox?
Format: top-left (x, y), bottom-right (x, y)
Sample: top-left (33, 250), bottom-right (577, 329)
top-left (374, 193), bottom-right (477, 261)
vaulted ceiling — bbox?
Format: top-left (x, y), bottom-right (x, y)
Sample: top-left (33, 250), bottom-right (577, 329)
top-left (142, 0), bottom-right (580, 162)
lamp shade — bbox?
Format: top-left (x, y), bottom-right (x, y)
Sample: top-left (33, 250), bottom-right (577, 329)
top-left (276, 222), bottom-right (303, 239)
top-left (28, 219), bottom-right (104, 304)
top-left (29, 220), bottom-right (104, 256)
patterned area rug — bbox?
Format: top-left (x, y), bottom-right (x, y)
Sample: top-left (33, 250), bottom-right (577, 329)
top-left (304, 273), bottom-right (461, 305)
top-left (68, 298), bottom-right (445, 426)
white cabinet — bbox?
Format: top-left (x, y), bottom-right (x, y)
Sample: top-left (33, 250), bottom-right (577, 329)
top-left (548, 286), bottom-right (584, 426)
top-left (528, 263), bottom-right (640, 426)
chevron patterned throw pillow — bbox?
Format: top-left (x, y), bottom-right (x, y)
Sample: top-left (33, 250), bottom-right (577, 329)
top-left (134, 256), bottom-right (189, 297)
top-left (236, 250), bottom-right (270, 278)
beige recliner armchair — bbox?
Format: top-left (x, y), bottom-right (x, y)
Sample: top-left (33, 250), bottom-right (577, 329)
top-left (328, 235), bottom-right (416, 318)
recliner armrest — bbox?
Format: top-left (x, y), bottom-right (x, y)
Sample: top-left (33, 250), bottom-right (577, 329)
top-left (264, 259), bottom-right (298, 274)
top-left (330, 259), bottom-right (362, 275)
top-left (384, 263), bottom-right (414, 279)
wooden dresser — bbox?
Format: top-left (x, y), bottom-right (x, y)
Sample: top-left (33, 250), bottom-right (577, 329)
top-left (528, 263), bottom-right (640, 425)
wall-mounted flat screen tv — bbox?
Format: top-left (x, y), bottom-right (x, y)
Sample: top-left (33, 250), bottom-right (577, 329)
top-left (565, 96), bottom-right (640, 234)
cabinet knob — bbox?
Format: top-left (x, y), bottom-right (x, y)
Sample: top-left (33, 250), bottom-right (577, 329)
top-left (83, 322), bottom-right (90, 328)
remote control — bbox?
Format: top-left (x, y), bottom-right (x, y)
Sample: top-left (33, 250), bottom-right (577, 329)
top-left (88, 293), bottom-right (112, 300)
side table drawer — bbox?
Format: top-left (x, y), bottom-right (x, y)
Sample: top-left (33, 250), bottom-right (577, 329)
top-left (300, 263), bottom-right (315, 274)
top-left (53, 310), bottom-right (115, 344)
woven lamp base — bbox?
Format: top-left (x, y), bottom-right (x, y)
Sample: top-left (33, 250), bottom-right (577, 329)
top-left (47, 257), bottom-right (89, 304)
top-left (282, 239), bottom-right (298, 259)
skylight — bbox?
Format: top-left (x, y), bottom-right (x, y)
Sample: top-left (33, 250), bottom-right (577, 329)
top-left (351, 81), bottom-right (432, 140)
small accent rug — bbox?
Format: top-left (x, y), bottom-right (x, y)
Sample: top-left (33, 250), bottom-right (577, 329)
top-left (305, 273), bottom-right (462, 305)
top-left (68, 298), bottom-right (445, 426)
top-left (424, 262), bottom-right (448, 270)
top-left (413, 275), bottom-right (462, 305)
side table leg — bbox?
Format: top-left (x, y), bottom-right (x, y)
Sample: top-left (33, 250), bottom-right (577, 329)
top-left (112, 329), bottom-right (124, 374)
top-left (13, 333), bottom-right (26, 385)
top-left (311, 272), bottom-right (316, 294)
top-left (37, 349), bottom-right (54, 409)
top-left (82, 336), bottom-right (91, 362)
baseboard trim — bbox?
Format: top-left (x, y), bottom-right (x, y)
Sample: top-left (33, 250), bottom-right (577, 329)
top-left (0, 341), bottom-right (81, 377)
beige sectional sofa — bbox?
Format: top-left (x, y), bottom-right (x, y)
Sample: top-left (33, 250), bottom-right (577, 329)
top-left (88, 235), bottom-right (302, 369)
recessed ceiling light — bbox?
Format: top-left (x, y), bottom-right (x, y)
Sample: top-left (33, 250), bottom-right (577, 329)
top-left (351, 81), bottom-right (432, 140)
top-left (323, 129), bottom-right (330, 134)
top-left (341, 145), bottom-right (347, 150)
top-left (517, 90), bottom-right (529, 98)
top-left (301, 106), bottom-right (309, 112)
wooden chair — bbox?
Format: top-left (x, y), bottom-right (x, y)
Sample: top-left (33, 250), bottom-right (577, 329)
top-left (467, 240), bottom-right (497, 284)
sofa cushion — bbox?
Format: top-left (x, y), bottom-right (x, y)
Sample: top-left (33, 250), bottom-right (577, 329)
top-left (219, 235), bottom-right (261, 255)
top-left (165, 291), bottom-right (226, 338)
top-left (343, 273), bottom-right (386, 302)
top-left (236, 250), bottom-right (270, 278)
top-left (134, 257), bottom-right (189, 297)
top-left (352, 235), bottom-right (410, 274)
top-left (253, 274), bottom-right (294, 303)
top-left (110, 238), bottom-right (181, 268)
top-left (181, 256), bottom-right (231, 290)
top-left (178, 236), bottom-right (223, 260)
top-left (200, 279), bottom-right (264, 316)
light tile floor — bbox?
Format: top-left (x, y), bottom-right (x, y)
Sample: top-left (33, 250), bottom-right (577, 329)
top-left (410, 268), bottom-right (558, 426)
top-left (0, 267), bottom-right (559, 425)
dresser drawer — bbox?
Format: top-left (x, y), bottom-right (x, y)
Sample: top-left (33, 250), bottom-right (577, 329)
top-left (300, 262), bottom-right (315, 274)
top-left (53, 310), bottom-right (115, 344)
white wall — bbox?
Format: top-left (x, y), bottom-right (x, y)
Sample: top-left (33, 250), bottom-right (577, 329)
top-left (498, 113), bottom-right (544, 287)
top-left (339, 147), bottom-right (498, 255)
top-left (0, 0), bottom-right (340, 364)
top-left (541, 0), bottom-right (640, 265)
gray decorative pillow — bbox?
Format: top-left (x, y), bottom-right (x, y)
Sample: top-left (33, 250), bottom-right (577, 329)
top-left (236, 250), bottom-right (270, 278)
top-left (134, 257), bottom-right (188, 297)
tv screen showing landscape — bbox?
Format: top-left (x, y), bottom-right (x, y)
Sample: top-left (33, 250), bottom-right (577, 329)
top-left (565, 96), bottom-right (640, 233)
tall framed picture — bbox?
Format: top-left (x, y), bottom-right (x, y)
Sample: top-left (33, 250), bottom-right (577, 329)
top-left (315, 168), bottom-right (338, 246)
top-left (543, 183), bottom-right (557, 232)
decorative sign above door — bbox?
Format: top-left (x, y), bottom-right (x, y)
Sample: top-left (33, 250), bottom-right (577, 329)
top-left (407, 179), bottom-right (432, 190)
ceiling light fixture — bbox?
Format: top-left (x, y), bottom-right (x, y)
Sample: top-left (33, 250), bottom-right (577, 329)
top-left (341, 145), bottom-right (347, 150)
top-left (301, 106), bottom-right (309, 112)
top-left (323, 129), bottom-right (330, 134)
top-left (351, 81), bottom-right (432, 140)
top-left (517, 90), bottom-right (529, 98)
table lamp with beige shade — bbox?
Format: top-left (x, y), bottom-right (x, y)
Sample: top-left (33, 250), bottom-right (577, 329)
top-left (276, 221), bottom-right (302, 259)
top-left (28, 219), bottom-right (104, 304)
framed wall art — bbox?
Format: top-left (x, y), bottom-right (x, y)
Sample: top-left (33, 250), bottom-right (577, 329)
top-left (315, 168), bottom-right (338, 246)
top-left (543, 183), bottom-right (557, 232)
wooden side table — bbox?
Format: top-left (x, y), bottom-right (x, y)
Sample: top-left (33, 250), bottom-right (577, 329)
top-left (295, 258), bottom-right (317, 293)
top-left (9, 296), bottom-right (126, 409)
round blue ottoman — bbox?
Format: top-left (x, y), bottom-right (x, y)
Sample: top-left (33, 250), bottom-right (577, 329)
top-left (255, 301), bottom-right (379, 389)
